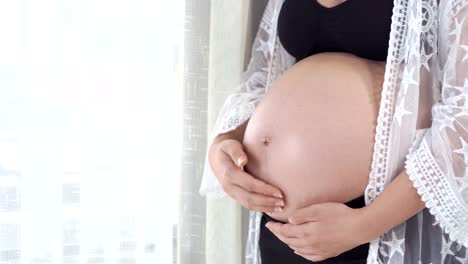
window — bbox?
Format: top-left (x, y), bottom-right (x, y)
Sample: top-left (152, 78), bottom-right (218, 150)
top-left (0, 0), bottom-right (184, 263)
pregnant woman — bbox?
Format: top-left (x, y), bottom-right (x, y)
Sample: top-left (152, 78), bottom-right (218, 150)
top-left (201, 0), bottom-right (468, 263)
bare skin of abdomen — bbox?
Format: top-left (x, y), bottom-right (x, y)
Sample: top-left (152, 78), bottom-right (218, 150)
top-left (242, 52), bottom-right (386, 222)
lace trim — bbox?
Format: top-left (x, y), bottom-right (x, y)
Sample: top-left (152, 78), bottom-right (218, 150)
top-left (451, 0), bottom-right (468, 18)
top-left (404, 134), bottom-right (468, 248)
top-left (364, 0), bottom-right (411, 261)
top-left (264, 6), bottom-right (281, 94)
top-left (245, 211), bottom-right (262, 264)
top-left (216, 100), bottom-right (257, 137)
top-left (365, 0), bottom-right (410, 204)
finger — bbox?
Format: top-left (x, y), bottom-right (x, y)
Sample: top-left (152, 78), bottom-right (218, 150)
top-left (219, 141), bottom-right (284, 198)
top-left (288, 204), bottom-right (323, 224)
top-left (220, 139), bottom-right (248, 167)
top-left (234, 174), bottom-right (284, 198)
top-left (230, 168), bottom-right (284, 198)
top-left (267, 222), bottom-right (307, 238)
top-left (266, 223), bottom-right (310, 248)
top-left (229, 185), bottom-right (283, 213)
top-left (219, 154), bottom-right (283, 199)
top-left (290, 246), bottom-right (321, 256)
top-left (294, 252), bottom-right (326, 262)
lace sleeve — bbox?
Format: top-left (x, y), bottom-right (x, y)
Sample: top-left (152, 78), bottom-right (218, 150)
top-left (199, 0), bottom-right (295, 198)
top-left (404, 2), bottom-right (468, 247)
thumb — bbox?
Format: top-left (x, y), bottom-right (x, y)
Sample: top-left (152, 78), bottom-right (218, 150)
top-left (222, 139), bottom-right (248, 168)
top-left (288, 204), bottom-right (323, 225)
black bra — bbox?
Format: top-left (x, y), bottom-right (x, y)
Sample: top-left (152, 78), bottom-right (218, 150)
top-left (277, 0), bottom-right (394, 61)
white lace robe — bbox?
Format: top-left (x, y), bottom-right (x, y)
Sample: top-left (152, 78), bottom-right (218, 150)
top-left (199, 0), bottom-right (468, 263)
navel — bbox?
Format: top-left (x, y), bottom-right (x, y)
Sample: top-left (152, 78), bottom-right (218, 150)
top-left (262, 136), bottom-right (272, 146)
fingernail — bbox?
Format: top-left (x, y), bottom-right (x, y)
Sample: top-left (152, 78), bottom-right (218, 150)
top-left (273, 193), bottom-right (283, 199)
top-left (274, 207), bottom-right (283, 212)
top-left (275, 201), bottom-right (284, 206)
top-left (237, 157), bottom-right (245, 166)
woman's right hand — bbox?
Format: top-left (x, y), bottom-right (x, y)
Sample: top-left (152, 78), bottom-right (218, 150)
top-left (208, 138), bottom-right (285, 214)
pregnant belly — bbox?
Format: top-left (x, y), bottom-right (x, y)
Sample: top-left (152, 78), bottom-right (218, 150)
top-left (242, 52), bottom-right (386, 222)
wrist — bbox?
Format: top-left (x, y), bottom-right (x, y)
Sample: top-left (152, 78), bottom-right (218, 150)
top-left (212, 133), bottom-right (238, 145)
top-left (354, 206), bottom-right (383, 244)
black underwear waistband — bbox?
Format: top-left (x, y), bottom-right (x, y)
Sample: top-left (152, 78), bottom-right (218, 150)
top-left (266, 195), bottom-right (366, 224)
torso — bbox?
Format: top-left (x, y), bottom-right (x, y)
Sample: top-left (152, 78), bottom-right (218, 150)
top-left (241, 0), bottom-right (394, 222)
top-left (242, 52), bottom-right (386, 222)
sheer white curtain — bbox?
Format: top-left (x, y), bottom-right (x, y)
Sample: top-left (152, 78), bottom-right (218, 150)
top-left (199, 1), bottom-right (268, 264)
top-left (0, 0), bottom-right (264, 263)
top-left (181, 0), bottom-right (268, 263)
top-left (178, 0), bottom-right (209, 263)
top-left (0, 0), bottom-right (183, 263)
top-left (182, 0), bottom-right (240, 262)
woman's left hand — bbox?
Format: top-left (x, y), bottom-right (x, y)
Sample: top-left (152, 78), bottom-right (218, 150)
top-left (265, 202), bottom-right (374, 262)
